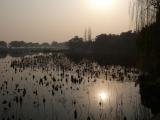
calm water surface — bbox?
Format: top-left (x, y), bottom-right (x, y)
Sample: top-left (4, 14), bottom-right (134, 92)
top-left (0, 53), bottom-right (152, 120)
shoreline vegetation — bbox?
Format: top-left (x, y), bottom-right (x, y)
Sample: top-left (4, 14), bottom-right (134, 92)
top-left (131, 0), bottom-right (160, 118)
top-left (0, 9), bottom-right (160, 117)
top-left (0, 0), bottom-right (160, 119)
top-left (0, 30), bottom-right (137, 65)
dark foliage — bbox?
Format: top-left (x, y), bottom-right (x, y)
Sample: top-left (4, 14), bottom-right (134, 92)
top-left (0, 41), bottom-right (7, 48)
top-left (66, 31), bottom-right (137, 65)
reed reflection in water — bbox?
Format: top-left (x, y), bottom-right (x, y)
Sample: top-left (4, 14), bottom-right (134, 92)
top-left (0, 53), bottom-right (152, 120)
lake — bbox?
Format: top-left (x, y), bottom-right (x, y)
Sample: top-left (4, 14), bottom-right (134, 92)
top-left (0, 53), bottom-right (153, 120)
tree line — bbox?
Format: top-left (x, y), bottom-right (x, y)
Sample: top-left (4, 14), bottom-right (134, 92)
top-left (0, 30), bottom-right (138, 65)
top-left (67, 30), bottom-right (137, 56)
top-left (66, 30), bottom-right (137, 65)
top-left (0, 31), bottom-right (137, 63)
top-left (0, 41), bottom-right (60, 48)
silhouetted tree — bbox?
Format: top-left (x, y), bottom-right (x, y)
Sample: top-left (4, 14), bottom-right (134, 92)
top-left (9, 41), bottom-right (27, 48)
top-left (67, 36), bottom-right (83, 52)
top-left (94, 31), bottom-right (136, 56)
top-left (51, 41), bottom-right (58, 46)
top-left (40, 42), bottom-right (50, 47)
top-left (131, 0), bottom-right (160, 75)
top-left (27, 42), bottom-right (40, 47)
top-left (0, 41), bottom-right (7, 48)
top-left (131, 0), bottom-right (160, 30)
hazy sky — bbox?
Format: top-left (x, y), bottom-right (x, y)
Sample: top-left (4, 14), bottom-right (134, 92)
top-left (0, 0), bottom-right (132, 43)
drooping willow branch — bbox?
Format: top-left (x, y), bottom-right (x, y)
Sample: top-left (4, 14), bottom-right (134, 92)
top-left (130, 0), bottom-right (160, 30)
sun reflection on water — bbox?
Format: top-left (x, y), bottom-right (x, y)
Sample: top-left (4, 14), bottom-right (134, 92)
top-left (98, 90), bottom-right (109, 102)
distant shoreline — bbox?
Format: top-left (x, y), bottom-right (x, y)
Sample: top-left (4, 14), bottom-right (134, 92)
top-left (0, 48), bottom-right (137, 67)
top-left (0, 47), bottom-right (68, 53)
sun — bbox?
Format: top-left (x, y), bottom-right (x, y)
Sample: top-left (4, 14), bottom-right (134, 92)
top-left (89, 0), bottom-right (113, 10)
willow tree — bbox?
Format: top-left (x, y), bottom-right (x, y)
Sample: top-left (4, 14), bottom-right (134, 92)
top-left (131, 0), bottom-right (160, 30)
top-left (131, 0), bottom-right (160, 74)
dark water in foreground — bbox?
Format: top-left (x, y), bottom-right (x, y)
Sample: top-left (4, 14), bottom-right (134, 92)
top-left (0, 53), bottom-right (153, 120)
